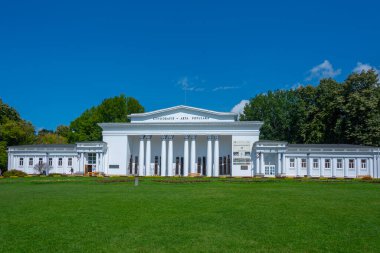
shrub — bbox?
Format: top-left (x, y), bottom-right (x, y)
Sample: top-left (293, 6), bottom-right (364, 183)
top-left (361, 175), bottom-right (372, 181)
top-left (3, 170), bottom-right (28, 177)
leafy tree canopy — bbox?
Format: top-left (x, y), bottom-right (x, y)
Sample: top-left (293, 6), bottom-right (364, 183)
top-left (241, 70), bottom-right (380, 146)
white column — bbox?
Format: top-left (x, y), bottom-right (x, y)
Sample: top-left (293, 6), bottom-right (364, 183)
top-left (207, 136), bottom-right (213, 177)
top-left (167, 136), bottom-right (173, 177)
top-left (320, 158), bottom-right (323, 177)
top-left (344, 158), bottom-right (348, 177)
top-left (190, 135), bottom-right (196, 174)
top-left (282, 153), bottom-right (286, 175)
top-left (356, 158), bottom-right (360, 177)
top-left (256, 152), bottom-right (260, 176)
top-left (307, 156), bottom-right (312, 177)
top-left (259, 152), bottom-right (264, 175)
top-left (160, 136), bottom-right (167, 176)
top-left (213, 136), bottom-right (219, 177)
top-left (332, 158), bottom-right (336, 178)
top-left (80, 153), bottom-right (84, 174)
top-left (145, 135), bottom-right (152, 176)
top-left (296, 158), bottom-right (300, 177)
top-left (138, 135), bottom-right (145, 176)
top-left (183, 136), bottom-right (189, 176)
top-left (369, 158), bottom-right (373, 177)
top-left (277, 152), bottom-right (281, 176)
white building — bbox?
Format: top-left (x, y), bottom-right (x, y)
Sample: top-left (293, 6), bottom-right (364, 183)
top-left (7, 105), bottom-right (380, 178)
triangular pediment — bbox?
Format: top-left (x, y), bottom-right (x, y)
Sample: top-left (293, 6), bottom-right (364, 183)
top-left (129, 105), bottom-right (237, 123)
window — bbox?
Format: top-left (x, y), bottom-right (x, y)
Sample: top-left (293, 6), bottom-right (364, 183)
top-left (88, 153), bottom-right (96, 164)
top-left (361, 159), bottom-right (367, 169)
top-left (58, 158), bottom-right (63, 166)
top-left (313, 159), bottom-right (319, 169)
top-left (48, 158), bottom-right (53, 166)
top-left (19, 158), bottom-right (24, 166)
top-left (325, 159), bottom-right (331, 169)
top-left (337, 159), bottom-right (343, 169)
top-left (38, 158), bottom-right (43, 165)
top-left (68, 158), bottom-right (72, 166)
top-left (349, 159), bottom-right (355, 169)
top-left (29, 158), bottom-right (33, 166)
top-left (301, 159), bottom-right (307, 168)
top-left (289, 158), bottom-right (295, 168)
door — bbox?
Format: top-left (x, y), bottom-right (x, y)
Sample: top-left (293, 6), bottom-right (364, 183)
top-left (154, 156), bottom-right (159, 175)
top-left (265, 165), bottom-right (275, 176)
top-left (202, 157), bottom-right (206, 176)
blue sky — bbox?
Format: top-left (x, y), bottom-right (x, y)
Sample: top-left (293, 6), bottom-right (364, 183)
top-left (0, 0), bottom-right (379, 130)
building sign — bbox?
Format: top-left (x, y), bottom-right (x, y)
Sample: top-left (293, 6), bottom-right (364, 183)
top-left (233, 141), bottom-right (251, 165)
top-left (152, 116), bottom-right (210, 121)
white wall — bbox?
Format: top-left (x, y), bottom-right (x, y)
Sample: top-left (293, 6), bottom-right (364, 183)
top-left (103, 135), bottom-right (128, 175)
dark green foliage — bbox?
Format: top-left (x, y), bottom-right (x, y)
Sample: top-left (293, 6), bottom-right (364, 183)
top-left (2, 169), bottom-right (27, 177)
top-left (69, 94), bottom-right (144, 142)
top-left (241, 70), bottom-right (380, 146)
top-left (0, 100), bottom-right (36, 171)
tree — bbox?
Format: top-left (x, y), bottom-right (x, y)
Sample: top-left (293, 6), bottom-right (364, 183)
top-left (342, 70), bottom-right (380, 146)
top-left (69, 94), bottom-right (144, 142)
top-left (34, 162), bottom-right (52, 175)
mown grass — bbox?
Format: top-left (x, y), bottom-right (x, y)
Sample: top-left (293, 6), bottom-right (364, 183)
top-left (0, 177), bottom-right (379, 252)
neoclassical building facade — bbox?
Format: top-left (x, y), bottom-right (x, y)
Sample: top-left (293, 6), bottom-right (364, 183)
top-left (7, 105), bottom-right (380, 178)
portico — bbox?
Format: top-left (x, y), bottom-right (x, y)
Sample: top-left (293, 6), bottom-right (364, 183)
top-left (99, 105), bottom-right (262, 177)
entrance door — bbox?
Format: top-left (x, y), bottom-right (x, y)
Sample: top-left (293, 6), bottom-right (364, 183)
top-left (197, 157), bottom-right (202, 174)
top-left (85, 165), bottom-right (93, 174)
top-left (265, 165), bottom-right (275, 176)
top-left (134, 156), bottom-right (138, 175)
top-left (129, 155), bottom-right (133, 175)
top-left (202, 157), bottom-right (206, 175)
top-left (180, 157), bottom-right (184, 176)
top-left (154, 156), bottom-right (159, 175)
top-left (175, 157), bottom-right (180, 175)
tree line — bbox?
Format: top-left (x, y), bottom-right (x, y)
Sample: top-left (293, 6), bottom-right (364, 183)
top-left (1, 70), bottom-right (379, 171)
top-left (240, 70), bottom-right (380, 146)
top-left (0, 95), bottom-right (144, 171)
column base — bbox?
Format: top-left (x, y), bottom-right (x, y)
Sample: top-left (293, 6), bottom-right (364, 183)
top-left (255, 173), bottom-right (264, 177)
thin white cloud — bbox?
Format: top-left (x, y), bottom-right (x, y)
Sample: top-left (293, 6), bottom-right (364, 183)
top-left (231, 100), bottom-right (249, 117)
top-left (177, 76), bottom-right (205, 92)
top-left (306, 60), bottom-right (341, 81)
top-left (353, 62), bottom-right (379, 75)
top-left (213, 86), bottom-right (240, 92)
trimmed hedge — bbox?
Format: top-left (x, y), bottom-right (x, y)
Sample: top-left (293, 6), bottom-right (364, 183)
top-left (3, 170), bottom-right (28, 177)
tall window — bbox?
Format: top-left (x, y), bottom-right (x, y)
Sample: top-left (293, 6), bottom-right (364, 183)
top-left (38, 158), bottom-right (43, 165)
top-left (337, 159), bottom-right (343, 169)
top-left (19, 158), bottom-right (24, 166)
top-left (88, 153), bottom-right (96, 164)
top-left (361, 159), bottom-right (367, 169)
top-left (68, 158), bottom-right (72, 166)
top-left (29, 158), bottom-right (33, 166)
top-left (301, 159), bottom-right (307, 168)
top-left (48, 158), bottom-right (53, 166)
top-left (313, 159), bottom-right (319, 169)
top-left (325, 159), bottom-right (331, 169)
top-left (58, 158), bottom-right (63, 166)
top-left (349, 159), bottom-right (355, 169)
top-left (289, 158), bottom-right (295, 168)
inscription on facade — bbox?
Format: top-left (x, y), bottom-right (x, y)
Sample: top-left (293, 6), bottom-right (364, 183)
top-left (233, 141), bottom-right (251, 165)
top-left (152, 116), bottom-right (210, 121)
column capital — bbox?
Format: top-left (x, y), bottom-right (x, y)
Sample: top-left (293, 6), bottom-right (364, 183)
top-left (190, 135), bottom-right (197, 140)
top-left (161, 135), bottom-right (167, 140)
top-left (167, 135), bottom-right (174, 140)
top-left (214, 135), bottom-right (219, 141)
top-left (145, 135), bottom-right (152, 140)
top-left (207, 135), bottom-right (213, 140)
top-left (184, 135), bottom-right (189, 140)
top-left (139, 135), bottom-right (145, 140)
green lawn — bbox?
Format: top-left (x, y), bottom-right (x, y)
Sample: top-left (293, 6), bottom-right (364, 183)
top-left (0, 177), bottom-right (379, 252)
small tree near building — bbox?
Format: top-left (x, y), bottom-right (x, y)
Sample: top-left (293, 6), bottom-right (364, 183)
top-left (34, 162), bottom-right (52, 175)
